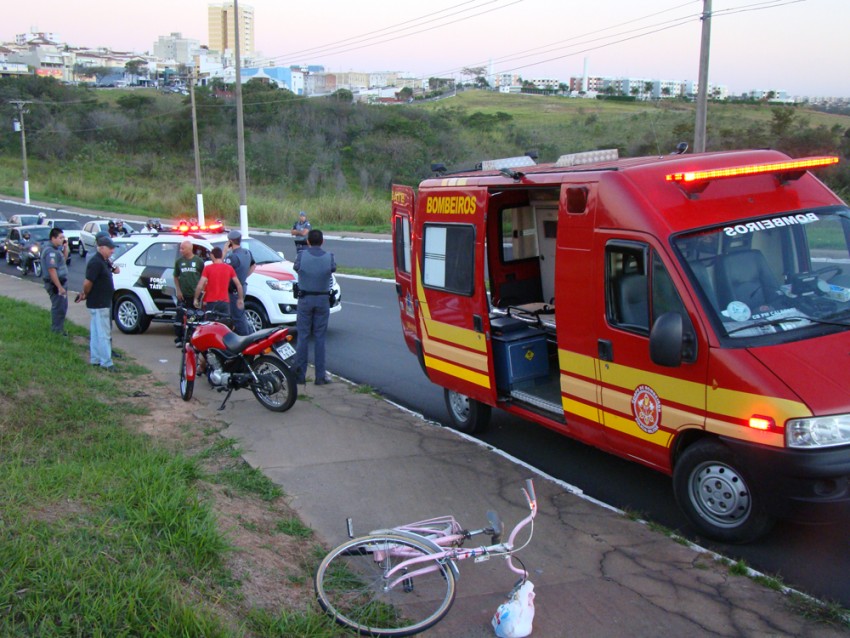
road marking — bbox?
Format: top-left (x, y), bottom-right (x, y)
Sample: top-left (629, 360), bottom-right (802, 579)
top-left (343, 301), bottom-right (383, 309)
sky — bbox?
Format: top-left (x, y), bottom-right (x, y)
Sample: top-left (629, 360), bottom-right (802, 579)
top-left (5, 0), bottom-right (849, 97)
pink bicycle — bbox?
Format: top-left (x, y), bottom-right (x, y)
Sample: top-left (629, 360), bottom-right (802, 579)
top-left (314, 480), bottom-right (537, 636)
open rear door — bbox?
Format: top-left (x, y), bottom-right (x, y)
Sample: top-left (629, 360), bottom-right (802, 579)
top-left (392, 185), bottom-right (419, 355)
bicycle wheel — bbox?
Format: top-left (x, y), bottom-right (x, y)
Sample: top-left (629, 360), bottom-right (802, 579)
top-left (315, 533), bottom-right (456, 637)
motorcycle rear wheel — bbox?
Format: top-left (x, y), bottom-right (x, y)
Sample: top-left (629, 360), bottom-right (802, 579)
top-left (251, 355), bottom-right (297, 412)
top-left (180, 348), bottom-right (194, 401)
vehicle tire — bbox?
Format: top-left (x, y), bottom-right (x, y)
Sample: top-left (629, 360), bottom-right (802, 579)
top-left (180, 348), bottom-right (194, 401)
top-left (32, 260), bottom-right (42, 278)
top-left (250, 355), bottom-right (297, 412)
top-left (444, 388), bottom-right (491, 434)
top-left (80, 244), bottom-right (87, 258)
top-left (5, 250), bottom-right (12, 265)
top-left (673, 439), bottom-right (774, 543)
top-left (113, 294), bottom-right (152, 334)
top-left (244, 299), bottom-right (269, 332)
top-left (315, 533), bottom-right (457, 637)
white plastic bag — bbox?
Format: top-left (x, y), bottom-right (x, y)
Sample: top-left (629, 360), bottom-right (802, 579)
top-left (491, 580), bottom-right (535, 638)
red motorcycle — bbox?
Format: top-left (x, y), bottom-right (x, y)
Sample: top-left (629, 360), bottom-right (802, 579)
top-left (179, 309), bottom-right (297, 412)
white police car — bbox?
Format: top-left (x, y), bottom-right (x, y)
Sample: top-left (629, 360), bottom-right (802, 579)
top-left (109, 227), bottom-right (342, 334)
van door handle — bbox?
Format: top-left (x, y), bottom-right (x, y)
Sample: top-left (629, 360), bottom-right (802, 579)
top-left (598, 339), bottom-right (613, 362)
top-left (473, 315), bottom-right (483, 332)
top-left (395, 283), bottom-right (402, 296)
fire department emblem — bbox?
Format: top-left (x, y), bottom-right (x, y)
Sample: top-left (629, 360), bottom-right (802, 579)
top-left (631, 385), bottom-right (661, 434)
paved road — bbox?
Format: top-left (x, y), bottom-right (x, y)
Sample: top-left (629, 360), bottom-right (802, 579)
top-left (3, 196), bottom-right (850, 608)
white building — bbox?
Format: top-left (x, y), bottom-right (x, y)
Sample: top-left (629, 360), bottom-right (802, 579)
top-left (153, 33), bottom-right (202, 65)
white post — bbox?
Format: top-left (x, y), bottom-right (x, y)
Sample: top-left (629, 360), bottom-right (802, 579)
top-left (196, 193), bottom-right (205, 227)
top-left (23, 180), bottom-right (30, 204)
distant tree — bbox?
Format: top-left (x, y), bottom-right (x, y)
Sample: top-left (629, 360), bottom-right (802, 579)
top-left (644, 81), bottom-right (654, 98)
top-left (124, 60), bottom-right (148, 77)
top-left (330, 88), bottom-right (353, 102)
top-left (76, 65), bottom-right (112, 82)
top-left (397, 86), bottom-right (413, 101)
top-left (770, 106), bottom-right (796, 138)
top-left (474, 76), bottom-right (490, 89)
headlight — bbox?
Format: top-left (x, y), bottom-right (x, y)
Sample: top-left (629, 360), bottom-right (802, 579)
top-left (30, 246), bottom-right (40, 254)
top-left (786, 415), bottom-right (850, 448)
top-left (266, 280), bottom-right (293, 292)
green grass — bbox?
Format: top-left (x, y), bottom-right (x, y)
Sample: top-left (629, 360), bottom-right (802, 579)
top-left (0, 296), bottom-right (340, 637)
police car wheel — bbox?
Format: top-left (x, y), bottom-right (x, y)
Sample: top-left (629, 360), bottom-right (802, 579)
top-left (443, 388), bottom-right (491, 434)
top-left (673, 439), bottom-right (774, 543)
top-left (113, 294), bottom-right (152, 335)
top-left (244, 300), bottom-right (269, 331)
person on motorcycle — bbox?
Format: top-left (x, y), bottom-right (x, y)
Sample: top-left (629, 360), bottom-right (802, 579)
top-left (18, 232), bottom-right (37, 276)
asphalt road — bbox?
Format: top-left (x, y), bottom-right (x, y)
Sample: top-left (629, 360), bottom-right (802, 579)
top-left (2, 197), bottom-right (849, 607)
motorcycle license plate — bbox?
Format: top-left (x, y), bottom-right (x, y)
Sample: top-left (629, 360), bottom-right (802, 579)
top-left (275, 342), bottom-right (296, 359)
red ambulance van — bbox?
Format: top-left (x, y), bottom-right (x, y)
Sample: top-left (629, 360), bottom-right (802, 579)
top-left (392, 149), bottom-right (850, 542)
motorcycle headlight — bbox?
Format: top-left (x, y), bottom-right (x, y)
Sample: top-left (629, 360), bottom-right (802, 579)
top-left (266, 280), bottom-right (293, 292)
top-left (30, 246), bottom-right (39, 254)
top-left (786, 414), bottom-right (850, 448)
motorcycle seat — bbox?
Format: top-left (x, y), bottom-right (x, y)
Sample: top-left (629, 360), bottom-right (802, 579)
top-left (223, 328), bottom-right (280, 354)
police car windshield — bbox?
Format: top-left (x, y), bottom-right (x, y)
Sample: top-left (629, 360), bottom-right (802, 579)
top-left (211, 238), bottom-right (283, 264)
top-left (673, 206), bottom-right (850, 341)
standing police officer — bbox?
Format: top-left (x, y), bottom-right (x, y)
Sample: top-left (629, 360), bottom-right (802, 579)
top-left (291, 211), bottom-right (311, 253)
top-left (223, 230), bottom-right (255, 335)
top-left (42, 227), bottom-right (70, 335)
top-left (293, 229), bottom-right (336, 385)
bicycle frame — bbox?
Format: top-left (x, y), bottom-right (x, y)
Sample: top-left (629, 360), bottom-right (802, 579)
top-left (369, 481), bottom-right (537, 592)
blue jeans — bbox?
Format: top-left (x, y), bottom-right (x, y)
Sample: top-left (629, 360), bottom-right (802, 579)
top-left (88, 307), bottom-right (113, 367)
top-left (230, 291), bottom-right (252, 335)
top-left (294, 294), bottom-right (330, 382)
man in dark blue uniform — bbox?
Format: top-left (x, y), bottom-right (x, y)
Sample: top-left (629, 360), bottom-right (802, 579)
top-left (41, 227), bottom-right (69, 335)
top-left (223, 230), bottom-right (255, 335)
top-left (293, 229), bottom-right (336, 385)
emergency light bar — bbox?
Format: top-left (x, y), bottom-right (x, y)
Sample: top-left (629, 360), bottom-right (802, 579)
top-left (174, 219), bottom-right (226, 234)
top-left (555, 148), bottom-right (619, 167)
top-left (481, 155), bottom-right (537, 171)
top-left (666, 156), bottom-right (838, 184)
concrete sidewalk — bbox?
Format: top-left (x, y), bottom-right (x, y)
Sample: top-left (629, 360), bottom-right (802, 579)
top-left (2, 272), bottom-right (845, 637)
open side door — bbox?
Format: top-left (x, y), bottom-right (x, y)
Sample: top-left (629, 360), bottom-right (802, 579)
top-left (414, 186), bottom-right (495, 406)
top-left (391, 185), bottom-right (418, 356)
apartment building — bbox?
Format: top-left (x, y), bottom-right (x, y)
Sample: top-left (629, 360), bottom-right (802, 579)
top-left (208, 2), bottom-right (254, 59)
top-left (154, 32), bottom-right (202, 65)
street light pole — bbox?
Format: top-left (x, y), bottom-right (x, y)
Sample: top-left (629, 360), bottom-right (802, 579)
top-left (11, 100), bottom-right (31, 204)
top-left (189, 68), bottom-right (205, 226)
top-left (232, 0), bottom-right (249, 238)
top-left (694, 0), bottom-right (712, 153)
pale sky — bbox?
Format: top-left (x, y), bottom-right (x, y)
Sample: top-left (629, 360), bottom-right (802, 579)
top-left (5, 0), bottom-right (848, 97)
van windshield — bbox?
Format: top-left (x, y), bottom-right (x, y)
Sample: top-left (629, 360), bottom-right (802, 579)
top-left (673, 206), bottom-right (850, 341)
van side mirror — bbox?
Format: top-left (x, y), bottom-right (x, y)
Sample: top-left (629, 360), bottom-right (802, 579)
top-left (650, 312), bottom-right (684, 367)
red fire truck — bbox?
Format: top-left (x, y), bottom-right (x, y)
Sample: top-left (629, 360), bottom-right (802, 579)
top-left (391, 148), bottom-right (850, 542)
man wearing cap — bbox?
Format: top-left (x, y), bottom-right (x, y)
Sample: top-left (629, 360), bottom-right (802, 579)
top-left (291, 212), bottom-right (311, 253)
top-left (76, 234), bottom-right (120, 371)
top-left (223, 230), bottom-right (255, 335)
top-left (41, 227), bottom-right (70, 335)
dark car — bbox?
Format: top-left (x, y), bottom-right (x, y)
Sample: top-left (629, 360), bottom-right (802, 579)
top-left (4, 225), bottom-right (51, 275)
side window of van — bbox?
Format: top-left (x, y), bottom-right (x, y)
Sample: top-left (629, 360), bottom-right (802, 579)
top-left (607, 242), bottom-right (690, 337)
top-left (422, 223), bottom-right (475, 295)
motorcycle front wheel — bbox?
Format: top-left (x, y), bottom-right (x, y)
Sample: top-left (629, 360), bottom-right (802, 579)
top-left (251, 355), bottom-right (297, 412)
top-left (180, 347), bottom-right (195, 401)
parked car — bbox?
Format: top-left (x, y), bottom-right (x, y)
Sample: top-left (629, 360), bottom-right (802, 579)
top-left (80, 220), bottom-right (136, 256)
top-left (44, 218), bottom-right (83, 253)
top-left (109, 229), bottom-right (342, 334)
top-left (0, 222), bottom-right (13, 256)
top-left (8, 213), bottom-right (41, 227)
top-left (4, 224), bottom-right (51, 275)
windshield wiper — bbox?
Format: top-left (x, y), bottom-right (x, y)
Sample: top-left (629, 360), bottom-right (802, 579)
top-left (726, 315), bottom-right (850, 336)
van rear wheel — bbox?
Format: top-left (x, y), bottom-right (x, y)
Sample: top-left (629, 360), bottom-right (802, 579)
top-left (673, 439), bottom-right (774, 543)
top-left (444, 389), bottom-right (491, 434)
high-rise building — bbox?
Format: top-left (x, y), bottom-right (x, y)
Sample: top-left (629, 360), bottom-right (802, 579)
top-left (208, 2), bottom-right (254, 59)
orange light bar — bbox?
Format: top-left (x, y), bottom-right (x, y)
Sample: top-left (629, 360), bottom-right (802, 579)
top-left (666, 156), bottom-right (838, 183)
top-left (748, 416), bottom-right (775, 431)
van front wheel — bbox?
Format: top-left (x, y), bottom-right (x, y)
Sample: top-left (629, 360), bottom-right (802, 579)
top-left (673, 440), bottom-right (774, 543)
top-left (444, 389), bottom-right (491, 434)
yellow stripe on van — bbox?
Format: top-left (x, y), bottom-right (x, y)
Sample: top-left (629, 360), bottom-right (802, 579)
top-left (599, 360), bottom-right (705, 410)
top-left (420, 316), bottom-right (489, 373)
top-left (424, 355), bottom-right (491, 389)
top-left (707, 387), bottom-right (812, 422)
top-left (415, 264), bottom-right (488, 353)
top-left (706, 416), bottom-right (785, 447)
top-left (562, 396), bottom-right (602, 425)
top-left (559, 350), bottom-right (597, 381)
top-left (600, 409), bottom-right (674, 448)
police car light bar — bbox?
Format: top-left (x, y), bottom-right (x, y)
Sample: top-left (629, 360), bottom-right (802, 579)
top-left (666, 156), bottom-right (839, 184)
top-left (555, 148), bottom-right (619, 167)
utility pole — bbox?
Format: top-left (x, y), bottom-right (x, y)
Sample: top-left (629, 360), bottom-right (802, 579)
top-left (189, 67), bottom-right (205, 226)
top-left (10, 100), bottom-right (31, 204)
top-left (233, 0), bottom-right (250, 238)
top-left (694, 0), bottom-right (712, 153)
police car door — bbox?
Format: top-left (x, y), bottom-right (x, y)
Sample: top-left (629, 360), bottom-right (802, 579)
top-left (135, 241), bottom-right (180, 311)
